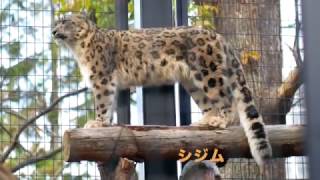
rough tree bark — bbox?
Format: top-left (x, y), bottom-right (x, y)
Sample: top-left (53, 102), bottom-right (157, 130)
top-left (215, 0), bottom-right (283, 124)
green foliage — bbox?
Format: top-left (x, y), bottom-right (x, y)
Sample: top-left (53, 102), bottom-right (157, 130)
top-left (189, 1), bottom-right (218, 30)
top-left (0, 57), bottom-right (37, 90)
top-left (5, 59), bottom-right (34, 76)
top-left (35, 152), bottom-right (63, 177)
top-left (0, 11), bottom-right (9, 24)
top-left (128, 0), bottom-right (134, 20)
top-left (53, 0), bottom-right (116, 28)
top-left (0, 127), bottom-right (11, 151)
top-left (76, 109), bottom-right (95, 128)
top-left (3, 41), bottom-right (21, 58)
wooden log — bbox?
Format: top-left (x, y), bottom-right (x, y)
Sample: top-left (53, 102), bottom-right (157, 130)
top-left (63, 125), bottom-right (304, 162)
top-left (96, 158), bottom-right (138, 180)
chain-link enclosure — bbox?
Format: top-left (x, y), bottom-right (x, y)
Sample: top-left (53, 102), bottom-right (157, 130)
top-left (0, 0), bottom-right (307, 179)
top-left (189, 0), bottom-right (306, 179)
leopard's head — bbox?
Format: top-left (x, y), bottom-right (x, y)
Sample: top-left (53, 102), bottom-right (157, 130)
top-left (52, 14), bottom-right (95, 48)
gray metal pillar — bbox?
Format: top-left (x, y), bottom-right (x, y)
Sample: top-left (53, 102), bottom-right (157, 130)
top-left (176, 0), bottom-right (189, 26)
top-left (176, 0), bottom-right (191, 126)
top-left (302, 1), bottom-right (320, 179)
top-left (140, 0), bottom-right (177, 179)
top-left (116, 0), bottom-right (131, 124)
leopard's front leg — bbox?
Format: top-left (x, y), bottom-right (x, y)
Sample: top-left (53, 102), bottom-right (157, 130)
top-left (84, 78), bottom-right (117, 128)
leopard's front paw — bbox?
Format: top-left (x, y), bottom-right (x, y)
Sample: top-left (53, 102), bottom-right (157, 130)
top-left (191, 116), bottom-right (227, 129)
top-left (206, 116), bottom-right (227, 128)
top-left (84, 120), bottom-right (109, 128)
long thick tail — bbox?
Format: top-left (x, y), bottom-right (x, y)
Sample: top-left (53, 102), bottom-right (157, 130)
top-left (232, 71), bottom-right (272, 169)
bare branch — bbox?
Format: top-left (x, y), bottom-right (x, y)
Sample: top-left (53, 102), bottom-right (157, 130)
top-left (0, 87), bottom-right (88, 163)
top-left (276, 0), bottom-right (303, 113)
top-left (0, 125), bottom-right (32, 156)
top-left (0, 124), bottom-right (12, 137)
top-left (276, 67), bottom-right (303, 115)
top-left (277, 67), bottom-right (302, 99)
top-left (11, 147), bottom-right (62, 173)
top-left (294, 0), bottom-right (302, 66)
top-left (17, 144), bottom-right (33, 157)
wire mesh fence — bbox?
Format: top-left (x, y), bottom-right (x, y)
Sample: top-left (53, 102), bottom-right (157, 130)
top-left (0, 0), bottom-right (306, 179)
top-left (0, 0), bottom-right (116, 179)
top-left (188, 0), bottom-right (306, 179)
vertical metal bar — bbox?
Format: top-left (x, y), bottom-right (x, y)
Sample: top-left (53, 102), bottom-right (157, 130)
top-left (302, 0), bottom-right (320, 179)
top-left (140, 0), bottom-right (173, 28)
top-left (140, 0), bottom-right (177, 179)
top-left (116, 0), bottom-right (131, 124)
top-left (176, 0), bottom-right (189, 26)
top-left (116, 0), bottom-right (128, 29)
top-left (176, 0), bottom-right (191, 126)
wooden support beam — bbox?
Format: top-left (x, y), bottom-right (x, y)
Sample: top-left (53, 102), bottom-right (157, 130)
top-left (63, 125), bottom-right (304, 162)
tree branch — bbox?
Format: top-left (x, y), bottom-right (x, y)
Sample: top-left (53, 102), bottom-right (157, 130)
top-left (17, 144), bottom-right (33, 157)
top-left (0, 125), bottom-right (32, 156)
top-left (294, 0), bottom-right (302, 67)
top-left (0, 87), bottom-right (88, 163)
top-left (276, 61), bottom-right (303, 116)
top-left (276, 1), bottom-right (303, 114)
top-left (0, 124), bottom-right (12, 137)
top-left (277, 67), bottom-right (302, 99)
top-left (11, 147), bottom-right (62, 173)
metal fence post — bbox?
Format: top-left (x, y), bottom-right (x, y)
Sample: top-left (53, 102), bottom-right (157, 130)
top-left (302, 1), bottom-right (320, 179)
top-left (140, 0), bottom-right (177, 179)
top-left (116, 0), bottom-right (131, 124)
top-left (176, 0), bottom-right (191, 126)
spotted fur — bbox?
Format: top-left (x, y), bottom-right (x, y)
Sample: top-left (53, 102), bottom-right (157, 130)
top-left (52, 14), bottom-right (272, 170)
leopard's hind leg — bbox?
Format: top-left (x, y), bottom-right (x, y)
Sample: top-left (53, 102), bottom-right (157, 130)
top-left (182, 33), bottom-right (271, 171)
top-left (181, 79), bottom-right (235, 129)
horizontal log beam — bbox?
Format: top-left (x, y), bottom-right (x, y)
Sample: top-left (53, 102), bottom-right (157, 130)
top-left (63, 125), bottom-right (304, 162)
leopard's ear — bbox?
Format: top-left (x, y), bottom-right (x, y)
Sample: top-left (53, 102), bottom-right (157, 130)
top-left (87, 9), bottom-right (97, 24)
top-left (80, 9), bottom-right (88, 17)
top-left (79, 9), bottom-right (96, 25)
